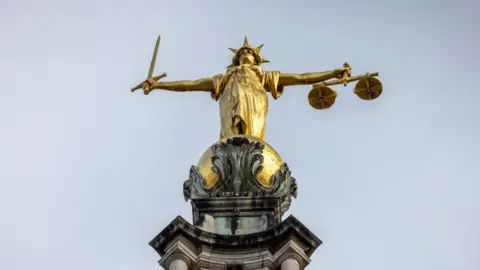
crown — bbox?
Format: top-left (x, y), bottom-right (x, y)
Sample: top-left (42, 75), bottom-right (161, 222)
top-left (227, 37), bottom-right (270, 67)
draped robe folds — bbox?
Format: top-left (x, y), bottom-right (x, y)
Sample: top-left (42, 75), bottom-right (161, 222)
top-left (212, 65), bottom-right (284, 140)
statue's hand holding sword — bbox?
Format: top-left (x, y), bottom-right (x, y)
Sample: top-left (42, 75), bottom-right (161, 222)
top-left (131, 35), bottom-right (167, 95)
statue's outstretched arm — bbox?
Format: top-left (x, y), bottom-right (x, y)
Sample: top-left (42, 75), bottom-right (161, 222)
top-left (278, 64), bottom-right (351, 87)
top-left (131, 73), bottom-right (214, 95)
top-left (150, 78), bottom-right (213, 92)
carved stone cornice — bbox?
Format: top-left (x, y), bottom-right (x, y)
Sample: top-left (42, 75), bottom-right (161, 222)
top-left (273, 239), bottom-right (311, 269)
top-left (158, 235), bottom-right (196, 269)
top-left (150, 215), bottom-right (321, 258)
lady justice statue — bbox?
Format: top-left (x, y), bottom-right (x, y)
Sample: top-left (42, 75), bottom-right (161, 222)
top-left (132, 36), bottom-right (383, 239)
top-left (132, 36), bottom-right (382, 141)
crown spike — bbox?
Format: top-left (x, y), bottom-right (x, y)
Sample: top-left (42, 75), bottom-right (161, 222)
top-left (229, 48), bottom-right (238, 54)
top-left (255, 44), bottom-right (264, 53)
top-left (243, 36), bottom-right (249, 47)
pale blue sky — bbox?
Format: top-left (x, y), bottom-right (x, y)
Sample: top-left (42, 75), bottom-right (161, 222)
top-left (1, 0), bottom-right (479, 270)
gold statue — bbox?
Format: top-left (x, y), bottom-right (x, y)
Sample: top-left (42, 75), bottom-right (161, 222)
top-left (132, 36), bottom-right (382, 140)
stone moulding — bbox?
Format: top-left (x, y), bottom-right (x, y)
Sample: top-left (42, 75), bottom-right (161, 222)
top-left (183, 136), bottom-right (298, 215)
top-left (149, 215), bottom-right (322, 258)
top-left (190, 196), bottom-right (283, 229)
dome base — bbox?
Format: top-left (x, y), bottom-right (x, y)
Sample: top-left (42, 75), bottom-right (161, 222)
top-left (191, 196), bottom-right (281, 235)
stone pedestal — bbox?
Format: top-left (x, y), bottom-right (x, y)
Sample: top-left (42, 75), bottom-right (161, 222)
top-left (148, 136), bottom-right (321, 269)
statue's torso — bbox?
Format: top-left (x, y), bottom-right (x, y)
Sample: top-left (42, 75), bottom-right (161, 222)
top-left (224, 65), bottom-right (264, 89)
top-left (217, 65), bottom-right (268, 139)
top-left (219, 65), bottom-right (267, 103)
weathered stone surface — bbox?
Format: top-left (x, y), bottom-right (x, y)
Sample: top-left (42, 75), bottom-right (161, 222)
top-left (150, 215), bottom-right (321, 257)
top-left (150, 215), bottom-right (322, 269)
top-left (191, 196), bottom-right (282, 235)
top-left (153, 137), bottom-right (315, 268)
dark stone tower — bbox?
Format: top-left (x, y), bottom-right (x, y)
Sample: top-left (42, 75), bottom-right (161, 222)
top-left (149, 136), bottom-right (322, 269)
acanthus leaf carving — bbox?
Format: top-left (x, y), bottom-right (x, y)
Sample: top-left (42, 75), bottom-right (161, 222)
top-left (183, 137), bottom-right (298, 215)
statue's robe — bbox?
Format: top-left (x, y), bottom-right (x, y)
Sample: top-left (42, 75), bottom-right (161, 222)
top-left (212, 65), bottom-right (283, 140)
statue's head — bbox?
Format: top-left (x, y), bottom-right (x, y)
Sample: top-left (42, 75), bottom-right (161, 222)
top-left (238, 48), bottom-right (256, 65)
top-left (228, 37), bottom-right (270, 68)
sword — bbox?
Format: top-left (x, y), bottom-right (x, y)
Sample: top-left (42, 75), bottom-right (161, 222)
top-left (131, 35), bottom-right (167, 94)
top-left (148, 35), bottom-right (161, 79)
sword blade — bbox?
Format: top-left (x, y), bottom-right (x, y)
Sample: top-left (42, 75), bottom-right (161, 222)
top-left (147, 35), bottom-right (161, 79)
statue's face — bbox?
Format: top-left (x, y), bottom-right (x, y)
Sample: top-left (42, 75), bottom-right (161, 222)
top-left (239, 49), bottom-right (255, 65)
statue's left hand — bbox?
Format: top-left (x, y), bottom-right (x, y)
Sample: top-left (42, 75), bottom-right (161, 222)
top-left (334, 63), bottom-right (351, 79)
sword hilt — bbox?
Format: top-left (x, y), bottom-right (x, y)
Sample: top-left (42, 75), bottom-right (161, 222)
top-left (131, 72), bottom-right (168, 94)
top-left (152, 72), bottom-right (167, 81)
